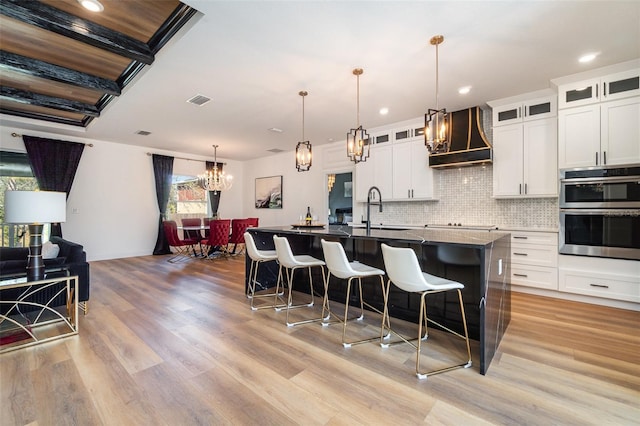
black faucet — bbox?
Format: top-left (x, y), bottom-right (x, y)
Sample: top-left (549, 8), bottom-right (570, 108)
top-left (366, 186), bottom-right (383, 234)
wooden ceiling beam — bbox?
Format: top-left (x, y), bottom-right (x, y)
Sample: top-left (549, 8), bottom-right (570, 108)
top-left (0, 86), bottom-right (100, 117)
top-left (0, 0), bottom-right (154, 64)
top-left (0, 51), bottom-right (121, 96)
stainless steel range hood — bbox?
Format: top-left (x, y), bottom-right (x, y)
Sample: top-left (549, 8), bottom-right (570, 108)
top-left (428, 106), bottom-right (492, 168)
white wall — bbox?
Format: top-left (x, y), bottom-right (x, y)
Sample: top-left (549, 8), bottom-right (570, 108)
top-left (0, 126), bottom-right (244, 261)
top-left (241, 148), bottom-right (330, 227)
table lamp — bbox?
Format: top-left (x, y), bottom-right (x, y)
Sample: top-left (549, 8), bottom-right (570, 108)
top-left (4, 190), bottom-right (67, 281)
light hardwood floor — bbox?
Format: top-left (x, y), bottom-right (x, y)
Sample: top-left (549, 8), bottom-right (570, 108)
top-left (1, 254), bottom-right (639, 425)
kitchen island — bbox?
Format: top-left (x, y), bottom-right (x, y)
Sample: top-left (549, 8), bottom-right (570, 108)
top-left (247, 225), bottom-right (511, 374)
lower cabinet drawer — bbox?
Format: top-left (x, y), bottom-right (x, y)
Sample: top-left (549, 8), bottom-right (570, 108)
top-left (559, 269), bottom-right (640, 302)
top-left (511, 244), bottom-right (558, 268)
top-left (511, 265), bottom-right (558, 290)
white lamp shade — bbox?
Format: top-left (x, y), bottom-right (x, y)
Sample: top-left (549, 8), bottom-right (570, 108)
top-left (4, 190), bottom-right (67, 224)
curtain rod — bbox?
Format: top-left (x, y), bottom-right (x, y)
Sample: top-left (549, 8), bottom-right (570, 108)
top-left (146, 152), bottom-right (226, 165)
top-left (11, 132), bottom-right (94, 147)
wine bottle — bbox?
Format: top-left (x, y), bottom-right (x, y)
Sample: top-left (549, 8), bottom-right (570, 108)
top-left (305, 206), bottom-right (312, 226)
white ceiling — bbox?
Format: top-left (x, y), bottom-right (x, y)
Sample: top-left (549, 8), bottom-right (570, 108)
top-left (4, 1), bottom-right (640, 161)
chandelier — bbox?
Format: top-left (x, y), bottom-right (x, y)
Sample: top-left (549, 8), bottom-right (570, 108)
top-left (347, 68), bottom-right (370, 164)
top-left (327, 174), bottom-right (336, 191)
top-left (425, 35), bottom-right (450, 154)
top-left (198, 145), bottom-right (232, 193)
top-left (295, 91), bottom-right (312, 172)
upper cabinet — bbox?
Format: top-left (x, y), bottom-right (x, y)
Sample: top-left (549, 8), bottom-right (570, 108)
top-left (392, 139), bottom-right (434, 201)
top-left (559, 97), bottom-right (640, 168)
top-left (557, 67), bottom-right (640, 168)
top-left (558, 69), bottom-right (640, 109)
top-left (355, 120), bottom-right (435, 203)
top-left (354, 143), bottom-right (392, 202)
top-left (489, 92), bottom-right (558, 198)
top-left (492, 95), bottom-right (557, 127)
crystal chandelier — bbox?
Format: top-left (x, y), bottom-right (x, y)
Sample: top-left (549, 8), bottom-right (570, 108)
top-left (327, 174), bottom-right (336, 191)
top-left (198, 145), bottom-right (232, 193)
top-left (347, 68), bottom-right (370, 164)
top-left (295, 90), bottom-right (312, 172)
top-left (425, 35), bottom-right (450, 154)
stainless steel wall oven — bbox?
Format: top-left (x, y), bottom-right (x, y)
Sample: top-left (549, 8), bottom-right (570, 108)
top-left (559, 164), bottom-right (640, 260)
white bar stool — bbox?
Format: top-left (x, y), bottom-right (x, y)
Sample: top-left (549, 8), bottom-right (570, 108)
top-left (273, 235), bottom-right (327, 327)
top-left (380, 243), bottom-right (472, 379)
top-left (244, 232), bottom-right (284, 310)
top-left (320, 239), bottom-right (389, 347)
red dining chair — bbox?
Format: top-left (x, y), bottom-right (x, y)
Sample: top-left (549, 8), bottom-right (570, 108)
top-left (181, 218), bottom-right (203, 240)
top-left (229, 218), bottom-right (253, 255)
top-left (182, 217), bottom-right (204, 255)
top-left (202, 217), bottom-right (215, 239)
top-left (201, 219), bottom-right (231, 258)
top-left (163, 220), bottom-right (199, 263)
top-left (247, 217), bottom-right (259, 227)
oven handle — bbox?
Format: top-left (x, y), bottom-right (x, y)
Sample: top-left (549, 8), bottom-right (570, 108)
top-left (560, 175), bottom-right (640, 184)
top-left (560, 208), bottom-right (640, 216)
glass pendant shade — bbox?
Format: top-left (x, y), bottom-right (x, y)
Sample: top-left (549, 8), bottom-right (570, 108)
top-left (425, 107), bottom-right (449, 153)
top-left (198, 145), bottom-right (232, 193)
top-left (347, 68), bottom-right (370, 164)
top-left (295, 91), bottom-right (312, 171)
top-left (347, 126), bottom-right (370, 163)
top-left (425, 35), bottom-right (451, 154)
top-left (296, 140), bottom-right (312, 171)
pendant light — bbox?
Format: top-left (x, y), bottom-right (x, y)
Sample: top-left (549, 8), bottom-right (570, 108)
top-left (198, 145), bottom-right (232, 193)
top-left (295, 91), bottom-right (312, 172)
top-left (347, 68), bottom-right (370, 164)
top-left (425, 35), bottom-right (450, 154)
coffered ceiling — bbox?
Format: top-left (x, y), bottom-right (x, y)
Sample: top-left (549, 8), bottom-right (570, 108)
top-left (1, 1), bottom-right (639, 162)
top-left (0, 0), bottom-right (196, 126)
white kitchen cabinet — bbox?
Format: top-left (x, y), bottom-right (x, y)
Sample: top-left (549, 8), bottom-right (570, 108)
top-left (392, 139), bottom-right (434, 200)
top-left (558, 255), bottom-right (640, 303)
top-left (354, 144), bottom-right (392, 202)
top-left (492, 95), bottom-right (556, 127)
top-left (558, 68), bottom-right (640, 109)
top-left (558, 96), bottom-right (640, 168)
top-left (509, 231), bottom-right (558, 290)
top-left (601, 97), bottom-right (640, 166)
top-left (492, 116), bottom-right (557, 198)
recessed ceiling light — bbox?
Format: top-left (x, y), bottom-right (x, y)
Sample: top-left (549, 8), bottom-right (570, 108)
top-left (458, 86), bottom-right (471, 95)
top-left (379, 107), bottom-right (389, 115)
top-left (579, 53), bottom-right (598, 63)
top-left (78, 0), bottom-right (104, 12)
top-left (135, 130), bottom-right (152, 136)
top-left (268, 127), bottom-right (283, 133)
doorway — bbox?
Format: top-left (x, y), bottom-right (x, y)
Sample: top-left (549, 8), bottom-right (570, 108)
top-left (327, 172), bottom-right (353, 225)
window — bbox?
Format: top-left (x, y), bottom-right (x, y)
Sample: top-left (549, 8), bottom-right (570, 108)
top-left (167, 175), bottom-right (208, 222)
top-left (0, 151), bottom-right (40, 247)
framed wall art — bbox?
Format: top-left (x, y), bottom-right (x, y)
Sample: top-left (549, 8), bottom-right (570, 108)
top-left (255, 175), bottom-right (282, 209)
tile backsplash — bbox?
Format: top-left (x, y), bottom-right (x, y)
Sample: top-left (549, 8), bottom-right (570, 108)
top-left (368, 165), bottom-right (559, 229)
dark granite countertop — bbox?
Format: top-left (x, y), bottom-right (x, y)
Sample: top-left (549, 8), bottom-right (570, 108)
top-left (253, 225), bottom-right (510, 247)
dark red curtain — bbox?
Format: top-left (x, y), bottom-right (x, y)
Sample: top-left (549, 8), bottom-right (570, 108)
top-left (23, 135), bottom-right (85, 238)
top-left (152, 154), bottom-right (174, 255)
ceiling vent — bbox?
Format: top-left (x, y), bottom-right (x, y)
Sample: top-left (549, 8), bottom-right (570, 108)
top-left (187, 94), bottom-right (211, 106)
top-left (267, 148), bottom-right (285, 153)
top-left (135, 130), bottom-right (152, 136)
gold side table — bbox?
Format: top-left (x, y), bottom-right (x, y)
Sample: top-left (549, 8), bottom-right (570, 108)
top-left (0, 275), bottom-right (78, 354)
